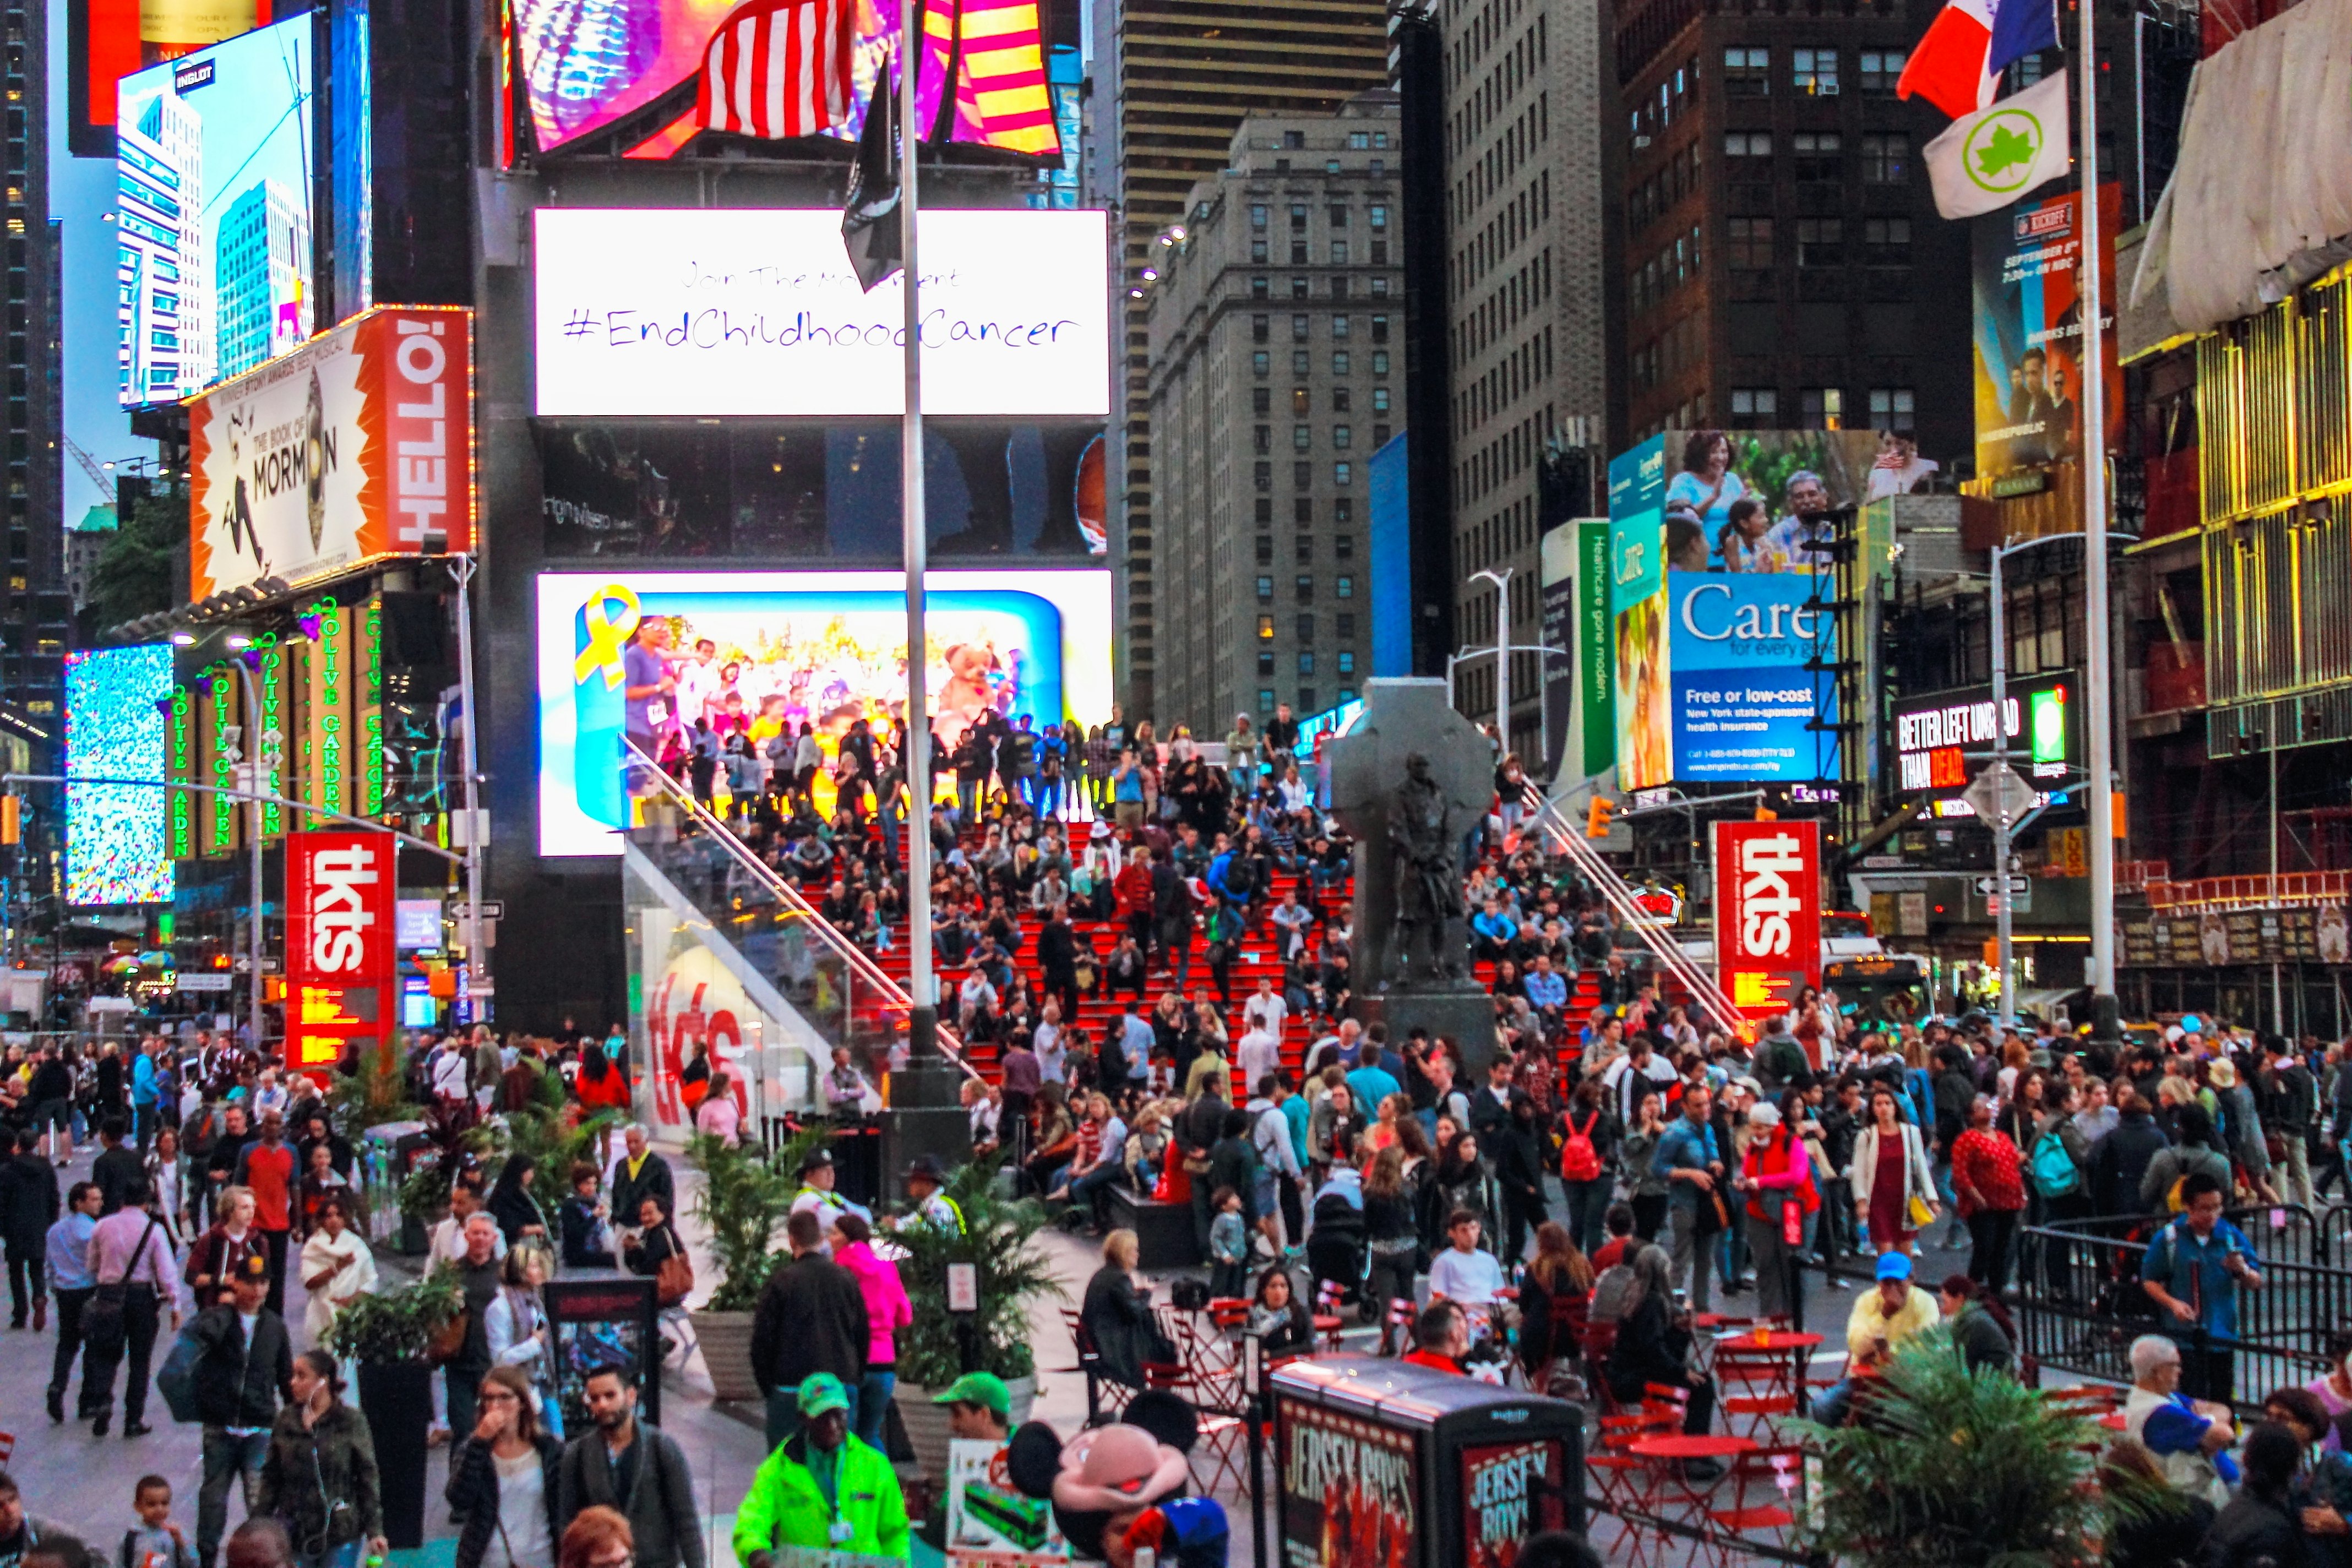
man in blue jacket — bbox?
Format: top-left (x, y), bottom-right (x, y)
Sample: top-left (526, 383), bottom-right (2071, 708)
top-left (2139, 1171), bottom-right (2262, 1403)
top-left (1655, 1083), bottom-right (1724, 1311)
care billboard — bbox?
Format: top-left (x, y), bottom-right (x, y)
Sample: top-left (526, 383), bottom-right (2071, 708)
top-left (187, 306), bottom-right (476, 600)
top-left (531, 208), bottom-right (1110, 419)
top-left (1972, 183), bottom-right (2122, 483)
top-left (535, 568), bottom-right (1113, 856)
top-left (117, 14), bottom-right (316, 408)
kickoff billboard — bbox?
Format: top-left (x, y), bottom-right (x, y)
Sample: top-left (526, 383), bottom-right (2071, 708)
top-left (285, 830), bottom-right (396, 1072)
top-left (1713, 819), bottom-right (1821, 1022)
top-left (188, 306), bottom-right (476, 601)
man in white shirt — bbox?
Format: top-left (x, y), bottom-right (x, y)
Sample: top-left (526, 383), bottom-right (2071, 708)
top-left (1602, 1036), bottom-right (1681, 1124)
top-left (429, 1038), bottom-right (470, 1108)
top-left (1243, 977), bottom-right (1289, 1038)
top-left (1426, 1208), bottom-right (1505, 1310)
top-left (674, 639), bottom-right (722, 729)
top-left (1235, 1022), bottom-right (1283, 1090)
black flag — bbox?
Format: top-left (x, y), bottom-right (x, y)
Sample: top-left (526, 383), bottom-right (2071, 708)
top-left (841, 32), bottom-right (905, 291)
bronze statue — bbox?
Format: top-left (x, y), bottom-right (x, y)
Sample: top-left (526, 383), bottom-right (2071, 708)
top-left (1387, 752), bottom-right (1466, 984)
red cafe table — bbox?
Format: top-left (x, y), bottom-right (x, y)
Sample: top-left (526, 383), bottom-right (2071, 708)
top-left (1626, 1433), bottom-right (1760, 1539)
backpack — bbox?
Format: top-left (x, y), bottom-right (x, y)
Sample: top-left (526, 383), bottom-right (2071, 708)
top-left (156, 1320), bottom-right (205, 1423)
top-left (1560, 1111), bottom-right (1603, 1183)
top-left (2028, 1124), bottom-right (2081, 1197)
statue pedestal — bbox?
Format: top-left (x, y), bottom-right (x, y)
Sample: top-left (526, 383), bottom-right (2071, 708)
top-left (1353, 983), bottom-right (1503, 1079)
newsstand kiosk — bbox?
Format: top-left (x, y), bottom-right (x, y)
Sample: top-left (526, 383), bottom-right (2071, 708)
top-left (1269, 1357), bottom-right (1587, 1568)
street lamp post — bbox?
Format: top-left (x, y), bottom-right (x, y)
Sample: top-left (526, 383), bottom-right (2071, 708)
top-left (450, 554), bottom-right (488, 1009)
top-left (2078, 0), bottom-right (2119, 1037)
top-left (1989, 547), bottom-right (2014, 1031)
top-left (898, 10), bottom-right (935, 1055)
top-left (224, 656), bottom-right (266, 1053)
top-left (1469, 568), bottom-right (1513, 749)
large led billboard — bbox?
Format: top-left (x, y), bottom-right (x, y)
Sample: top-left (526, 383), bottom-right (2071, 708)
top-left (1667, 573), bottom-right (1832, 783)
top-left (187, 306), bottom-right (476, 600)
top-left (66, 0), bottom-right (279, 156)
top-left (117, 14), bottom-right (317, 409)
top-left (531, 208), bottom-right (1110, 419)
top-left (1973, 184), bottom-right (2122, 484)
top-left (515, 0), bottom-right (1057, 157)
top-left (64, 645), bottom-right (175, 907)
top-left (535, 569), bottom-right (1114, 856)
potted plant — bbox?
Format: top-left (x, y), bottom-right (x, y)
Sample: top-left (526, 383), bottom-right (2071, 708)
top-left (324, 1268), bottom-right (464, 1549)
top-left (890, 1158), bottom-right (1062, 1482)
top-left (685, 1128), bottom-right (809, 1401)
top-left (1801, 1325), bottom-right (2180, 1568)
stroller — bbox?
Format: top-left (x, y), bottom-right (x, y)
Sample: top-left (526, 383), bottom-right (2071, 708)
top-left (1304, 1184), bottom-right (1369, 1311)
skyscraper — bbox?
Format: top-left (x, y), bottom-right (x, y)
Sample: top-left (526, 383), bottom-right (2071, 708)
top-left (214, 178), bottom-right (311, 383)
top-left (1102, 0), bottom-right (1390, 720)
top-left (3, 0), bottom-right (66, 722)
top-left (117, 89), bottom-right (208, 403)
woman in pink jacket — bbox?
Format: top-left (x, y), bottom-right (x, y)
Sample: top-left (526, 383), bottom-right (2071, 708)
top-left (830, 1211), bottom-right (913, 1450)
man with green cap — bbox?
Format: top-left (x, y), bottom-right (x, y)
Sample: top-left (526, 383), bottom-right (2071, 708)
top-left (934, 1371), bottom-right (1011, 1444)
top-left (735, 1373), bottom-right (909, 1565)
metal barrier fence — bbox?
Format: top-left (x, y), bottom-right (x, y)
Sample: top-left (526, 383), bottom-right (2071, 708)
top-left (2015, 1207), bottom-right (2352, 1405)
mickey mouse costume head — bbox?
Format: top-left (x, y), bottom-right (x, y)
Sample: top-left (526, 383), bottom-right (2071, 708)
top-left (1003, 1391), bottom-right (1230, 1568)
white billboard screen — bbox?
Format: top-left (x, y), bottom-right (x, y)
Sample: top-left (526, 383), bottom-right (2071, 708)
top-left (531, 209), bottom-right (1111, 420)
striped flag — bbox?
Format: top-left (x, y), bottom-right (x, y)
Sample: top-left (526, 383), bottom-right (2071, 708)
top-left (694, 0), bottom-right (853, 141)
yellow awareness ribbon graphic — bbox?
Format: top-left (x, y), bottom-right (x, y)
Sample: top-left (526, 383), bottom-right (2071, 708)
top-left (574, 583), bottom-right (644, 689)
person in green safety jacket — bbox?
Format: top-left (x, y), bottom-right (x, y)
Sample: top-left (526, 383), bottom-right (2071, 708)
top-left (788, 1148), bottom-right (872, 1230)
top-left (897, 1156), bottom-right (966, 1234)
top-left (734, 1374), bottom-right (910, 1565)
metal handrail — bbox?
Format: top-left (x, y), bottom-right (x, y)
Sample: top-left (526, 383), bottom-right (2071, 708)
top-left (1522, 793), bottom-right (1749, 1038)
top-left (622, 742), bottom-right (978, 1080)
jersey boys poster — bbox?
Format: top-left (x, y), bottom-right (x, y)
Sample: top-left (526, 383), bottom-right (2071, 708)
top-left (1278, 1401), bottom-right (1415, 1568)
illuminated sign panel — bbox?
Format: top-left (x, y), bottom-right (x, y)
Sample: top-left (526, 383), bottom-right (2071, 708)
top-left (1891, 672), bottom-right (2079, 799)
top-left (285, 830), bottom-right (394, 1072)
top-left (1713, 819), bottom-right (1822, 1025)
top-left (63, 646), bottom-right (174, 906)
top-left (531, 209), bottom-right (1110, 420)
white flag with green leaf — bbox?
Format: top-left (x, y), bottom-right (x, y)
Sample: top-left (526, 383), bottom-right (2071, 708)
top-left (1924, 69), bottom-right (2071, 220)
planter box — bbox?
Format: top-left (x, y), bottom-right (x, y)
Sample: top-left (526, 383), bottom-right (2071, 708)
top-left (896, 1374), bottom-right (1037, 1483)
top-left (357, 1362), bottom-right (434, 1548)
top-left (692, 1309), bottom-right (760, 1402)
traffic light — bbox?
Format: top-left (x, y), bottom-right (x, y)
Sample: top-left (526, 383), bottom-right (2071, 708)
top-left (1585, 797), bottom-right (1615, 839)
top-left (0, 794), bottom-right (18, 846)
top-left (1754, 804), bottom-right (1778, 821)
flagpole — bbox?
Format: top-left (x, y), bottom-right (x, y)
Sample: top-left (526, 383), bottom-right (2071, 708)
top-left (900, 3), bottom-right (937, 1055)
top-left (2077, 0), bottom-right (2117, 1037)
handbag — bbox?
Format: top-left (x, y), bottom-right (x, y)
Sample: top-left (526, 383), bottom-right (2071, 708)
top-left (85, 1213), bottom-right (161, 1355)
top-left (427, 1310), bottom-right (470, 1366)
top-left (655, 1248), bottom-right (695, 1308)
top-left (1906, 1191), bottom-right (1936, 1229)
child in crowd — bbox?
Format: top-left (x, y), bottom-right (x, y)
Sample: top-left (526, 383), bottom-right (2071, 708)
top-left (121, 1476), bottom-right (195, 1568)
top-left (1209, 1186), bottom-right (1250, 1298)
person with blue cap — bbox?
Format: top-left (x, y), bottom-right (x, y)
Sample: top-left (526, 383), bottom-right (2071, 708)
top-left (734, 1373), bottom-right (908, 1565)
top-left (1811, 1251), bottom-right (1941, 1426)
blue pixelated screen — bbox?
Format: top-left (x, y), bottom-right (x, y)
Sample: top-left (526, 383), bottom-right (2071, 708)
top-left (65, 644), bottom-right (175, 906)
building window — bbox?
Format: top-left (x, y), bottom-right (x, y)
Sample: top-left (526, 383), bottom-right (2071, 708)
top-left (1293, 350), bottom-right (1311, 375)
top-left (1290, 203), bottom-right (1308, 231)
top-left (1332, 351), bottom-right (1351, 374)
top-left (1728, 216), bottom-right (1773, 269)
top-left (1859, 50), bottom-right (1907, 93)
top-left (1370, 350), bottom-right (1389, 375)
top-left (1292, 423), bottom-right (1311, 450)
top-left (1251, 239), bottom-right (1268, 263)
top-left (1251, 275), bottom-right (1270, 299)
top-left (1256, 535), bottom-right (1275, 564)
top-left (1292, 276), bottom-right (1310, 298)
top-left (1253, 314), bottom-right (1270, 342)
top-left (1796, 218), bottom-right (1843, 267)
top-left (1296, 613), bottom-right (1315, 642)
top-left (1292, 388), bottom-right (1311, 413)
top-left (1348, 131), bottom-right (1370, 149)
top-left (1800, 386), bottom-right (1845, 428)
top-left (1332, 277), bottom-right (1349, 301)
top-left (1334, 461), bottom-right (1353, 486)
top-left (1296, 533), bottom-right (1314, 563)
top-left (1370, 314), bottom-right (1389, 342)
top-left (1255, 424), bottom-right (1273, 453)
top-left (1294, 461), bottom-right (1313, 488)
top-left (1864, 216), bottom-right (1912, 265)
top-left (1292, 313), bottom-right (1309, 341)
top-left (1259, 688), bottom-right (1276, 712)
top-left (1336, 533), bottom-right (1355, 559)
top-left (1333, 424), bottom-right (1352, 449)
top-left (1257, 575), bottom-right (1275, 600)
top-left (1325, 159), bottom-right (1341, 173)
top-left (1256, 497), bottom-right (1275, 524)
top-left (1337, 575), bottom-right (1354, 598)
top-left (1291, 240), bottom-right (1308, 264)
top-left (1299, 687), bottom-right (1318, 710)
top-left (1374, 424), bottom-right (1391, 445)
top-left (1730, 388), bottom-right (1778, 427)
top-left (1371, 386), bottom-right (1389, 413)
top-left (1337, 612), bottom-right (1357, 636)
top-left (1255, 461), bottom-right (1272, 491)
top-left (1724, 46), bottom-right (1769, 95)
top-left (1338, 650), bottom-right (1355, 674)
top-left (1253, 386), bottom-right (1271, 414)
top-left (1295, 497), bottom-right (1314, 523)
top-left (1283, 130), bottom-right (1304, 149)
top-left (1257, 617), bottom-right (1275, 640)
top-left (1370, 204), bottom-right (1389, 230)
top-left (1259, 651), bottom-right (1276, 675)
top-left (1334, 499), bottom-right (1353, 523)
top-left (1331, 239), bottom-right (1349, 264)
top-left (1792, 130), bottom-right (1842, 181)
top-left (1868, 386), bottom-right (1917, 433)
top-left (1332, 387), bottom-right (1352, 412)
top-left (1250, 204), bottom-right (1268, 230)
top-left (1333, 315), bottom-right (1352, 339)
top-left (1296, 575), bottom-right (1315, 603)
top-left (1329, 203), bottom-right (1349, 228)
top-left (1253, 351), bottom-right (1270, 377)
top-left (1860, 133), bottom-right (1909, 184)
top-left (1793, 47), bottom-right (1838, 95)
top-left (1724, 129), bottom-right (1772, 161)
top-left (1298, 651), bottom-right (1315, 674)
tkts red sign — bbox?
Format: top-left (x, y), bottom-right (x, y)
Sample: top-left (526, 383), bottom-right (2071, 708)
top-left (285, 831), bottom-right (395, 1074)
top-left (1713, 820), bottom-right (1821, 1021)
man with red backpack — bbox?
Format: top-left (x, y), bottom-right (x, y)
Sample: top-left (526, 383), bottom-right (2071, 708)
top-left (1556, 1080), bottom-right (1616, 1255)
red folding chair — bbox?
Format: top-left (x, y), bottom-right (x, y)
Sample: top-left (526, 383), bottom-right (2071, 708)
top-left (1712, 1345), bottom-right (1800, 1440)
top-left (1706, 1443), bottom-right (1807, 1563)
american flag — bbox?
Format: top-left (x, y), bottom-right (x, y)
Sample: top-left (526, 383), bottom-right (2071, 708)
top-left (694, 0), bottom-right (853, 141)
